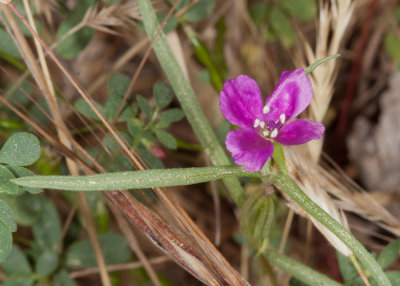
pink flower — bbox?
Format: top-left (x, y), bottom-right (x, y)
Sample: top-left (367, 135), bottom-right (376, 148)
top-left (220, 69), bottom-right (325, 172)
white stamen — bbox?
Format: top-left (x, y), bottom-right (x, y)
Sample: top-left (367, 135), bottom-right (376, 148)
top-left (259, 121), bottom-right (265, 129)
top-left (262, 130), bottom-right (269, 136)
top-left (271, 128), bottom-right (278, 138)
top-left (253, 119), bottom-right (260, 128)
top-left (263, 106), bottom-right (270, 114)
top-left (280, 114), bottom-right (286, 124)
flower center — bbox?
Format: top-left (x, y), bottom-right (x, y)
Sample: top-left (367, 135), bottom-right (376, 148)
top-left (254, 113), bottom-right (286, 140)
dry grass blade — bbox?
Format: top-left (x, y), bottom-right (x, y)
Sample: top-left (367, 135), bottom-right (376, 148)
top-left (83, 3), bottom-right (139, 35)
top-left (295, 0), bottom-right (355, 161)
top-left (285, 148), bottom-right (352, 256)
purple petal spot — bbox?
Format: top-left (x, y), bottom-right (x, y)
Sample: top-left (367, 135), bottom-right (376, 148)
top-left (220, 75), bottom-right (264, 129)
top-left (264, 69), bottom-right (313, 127)
top-left (274, 119), bottom-right (325, 146)
top-left (226, 129), bottom-right (274, 172)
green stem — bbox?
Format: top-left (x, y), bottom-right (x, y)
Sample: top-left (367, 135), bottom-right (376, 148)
top-left (138, 0), bottom-right (246, 206)
top-left (273, 172), bottom-right (391, 286)
top-left (305, 54), bottom-right (340, 74)
top-left (12, 165), bottom-right (258, 191)
top-left (264, 248), bottom-right (342, 286)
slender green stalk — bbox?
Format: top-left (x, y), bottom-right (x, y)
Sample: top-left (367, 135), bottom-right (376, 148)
top-left (264, 248), bottom-right (342, 286)
top-left (12, 165), bottom-right (258, 191)
top-left (305, 54), bottom-right (340, 74)
top-left (138, 0), bottom-right (246, 206)
top-left (273, 172), bottom-right (391, 286)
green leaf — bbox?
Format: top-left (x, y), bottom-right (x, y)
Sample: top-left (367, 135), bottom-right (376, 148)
top-left (384, 33), bottom-right (400, 62)
top-left (387, 271), bottom-right (400, 285)
top-left (157, 14), bottom-right (179, 33)
top-left (155, 121), bottom-right (170, 129)
top-left (0, 199), bottom-right (16, 232)
top-left (270, 7), bottom-right (296, 47)
top-left (65, 233), bottom-right (131, 269)
top-left (183, 0), bottom-right (216, 22)
top-left (0, 193), bottom-right (42, 226)
top-left (7, 165), bottom-right (43, 194)
top-left (137, 95), bottom-right (152, 119)
top-left (249, 3), bottom-right (269, 26)
top-left (32, 197), bottom-right (61, 251)
top-left (127, 118), bottom-right (144, 139)
top-left (281, 0), bottom-right (316, 22)
top-left (107, 73), bottom-right (131, 98)
top-left (158, 108), bottom-right (185, 122)
top-left (6, 81), bottom-right (32, 107)
top-left (0, 28), bottom-right (21, 58)
top-left (74, 98), bottom-right (105, 121)
top-left (0, 220), bottom-right (12, 262)
top-left (0, 165), bottom-right (18, 195)
top-left (54, 269), bottom-right (78, 286)
top-left (378, 240), bottom-right (400, 269)
top-left (137, 146), bottom-right (164, 169)
top-left (0, 132), bottom-right (41, 166)
top-left (155, 130), bottom-right (177, 149)
top-left (154, 82), bottom-right (173, 109)
top-left (29, 98), bottom-right (51, 126)
top-left (0, 119), bottom-right (27, 131)
top-left (3, 277), bottom-right (33, 286)
top-left (2, 245), bottom-right (31, 275)
top-left (35, 250), bottom-right (59, 277)
top-left (12, 165), bottom-right (259, 191)
top-left (56, 0), bottom-right (95, 59)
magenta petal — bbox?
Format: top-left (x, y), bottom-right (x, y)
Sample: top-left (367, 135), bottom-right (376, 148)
top-left (220, 75), bottom-right (264, 129)
top-left (264, 69), bottom-right (313, 126)
top-left (274, 119), bottom-right (325, 146)
top-left (226, 129), bottom-right (273, 171)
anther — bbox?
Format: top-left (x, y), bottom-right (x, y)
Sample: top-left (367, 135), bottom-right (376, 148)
top-left (263, 130), bottom-right (269, 136)
top-left (280, 114), bottom-right (286, 124)
top-left (259, 121), bottom-right (265, 129)
top-left (263, 106), bottom-right (270, 114)
top-left (253, 119), bottom-right (260, 128)
top-left (271, 128), bottom-right (278, 138)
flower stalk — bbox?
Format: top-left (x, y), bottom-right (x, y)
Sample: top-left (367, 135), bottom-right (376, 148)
top-left (273, 172), bottom-right (391, 286)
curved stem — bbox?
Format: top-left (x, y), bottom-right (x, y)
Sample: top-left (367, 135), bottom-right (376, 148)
top-left (273, 172), bottom-right (391, 286)
top-left (264, 248), bottom-right (342, 286)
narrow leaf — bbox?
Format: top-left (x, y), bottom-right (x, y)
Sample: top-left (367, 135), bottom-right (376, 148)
top-left (378, 240), bottom-right (400, 269)
top-left (137, 95), bottom-right (152, 119)
top-left (159, 108), bottom-right (185, 122)
top-left (155, 130), bottom-right (177, 149)
top-left (13, 165), bottom-right (259, 191)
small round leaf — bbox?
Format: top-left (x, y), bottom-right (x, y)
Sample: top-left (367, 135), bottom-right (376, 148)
top-left (0, 132), bottom-right (40, 166)
top-left (2, 245), bottom-right (31, 275)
